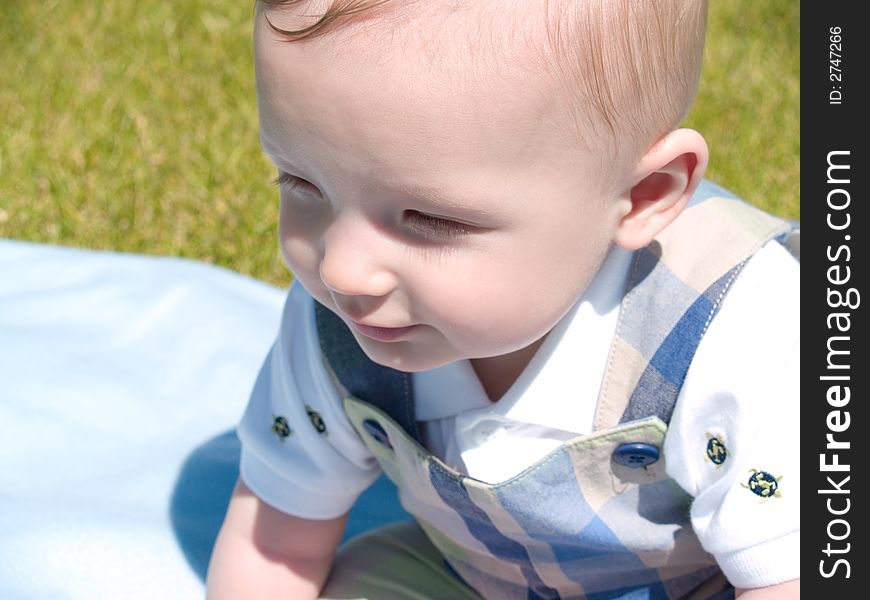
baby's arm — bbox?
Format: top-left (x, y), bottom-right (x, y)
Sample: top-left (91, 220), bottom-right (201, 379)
top-left (206, 478), bottom-right (347, 600)
top-left (664, 243), bottom-right (800, 591)
top-left (736, 579), bottom-right (800, 599)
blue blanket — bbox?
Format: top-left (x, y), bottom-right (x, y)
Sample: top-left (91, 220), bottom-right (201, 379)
top-left (0, 240), bottom-right (408, 599)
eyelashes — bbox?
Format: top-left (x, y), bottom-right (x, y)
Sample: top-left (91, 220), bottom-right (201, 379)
top-left (402, 210), bottom-right (473, 240)
top-left (274, 171), bottom-right (476, 241)
top-left (273, 171), bottom-right (320, 196)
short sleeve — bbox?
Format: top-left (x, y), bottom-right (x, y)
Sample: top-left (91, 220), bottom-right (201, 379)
top-left (237, 282), bottom-right (381, 519)
top-left (664, 241), bottom-right (800, 588)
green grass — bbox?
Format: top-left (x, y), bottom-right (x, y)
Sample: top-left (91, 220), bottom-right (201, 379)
top-left (685, 1), bottom-right (800, 220)
top-left (0, 1), bottom-right (799, 286)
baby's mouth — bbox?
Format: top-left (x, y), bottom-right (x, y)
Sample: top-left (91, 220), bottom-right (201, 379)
top-left (352, 321), bottom-right (419, 342)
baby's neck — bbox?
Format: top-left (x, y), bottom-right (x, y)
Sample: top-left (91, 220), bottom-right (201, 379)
top-left (470, 336), bottom-right (547, 402)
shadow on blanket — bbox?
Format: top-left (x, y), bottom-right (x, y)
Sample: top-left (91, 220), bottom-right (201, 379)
top-left (169, 430), bottom-right (412, 580)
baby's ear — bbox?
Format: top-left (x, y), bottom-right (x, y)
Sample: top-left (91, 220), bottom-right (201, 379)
top-left (613, 129), bottom-right (708, 250)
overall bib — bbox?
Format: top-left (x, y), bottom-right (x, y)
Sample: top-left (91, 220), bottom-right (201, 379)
top-left (315, 186), bottom-right (795, 599)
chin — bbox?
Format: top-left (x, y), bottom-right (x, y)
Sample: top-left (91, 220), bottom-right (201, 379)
top-left (357, 338), bottom-right (453, 373)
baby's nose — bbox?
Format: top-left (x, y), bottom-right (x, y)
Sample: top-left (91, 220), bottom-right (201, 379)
top-left (319, 220), bottom-right (397, 298)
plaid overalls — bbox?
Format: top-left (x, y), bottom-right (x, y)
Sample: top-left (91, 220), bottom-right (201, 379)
top-left (315, 184), bottom-right (795, 599)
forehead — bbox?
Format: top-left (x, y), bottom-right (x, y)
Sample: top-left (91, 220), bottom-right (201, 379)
top-left (258, 1), bottom-right (540, 60)
top-left (255, 2), bottom-right (554, 93)
top-left (253, 1), bottom-right (617, 194)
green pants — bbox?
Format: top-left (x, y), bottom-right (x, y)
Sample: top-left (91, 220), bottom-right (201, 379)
top-left (321, 522), bottom-right (482, 600)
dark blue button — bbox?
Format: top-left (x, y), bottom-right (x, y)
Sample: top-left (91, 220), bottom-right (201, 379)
top-left (362, 419), bottom-right (392, 449)
top-left (612, 443), bottom-right (660, 468)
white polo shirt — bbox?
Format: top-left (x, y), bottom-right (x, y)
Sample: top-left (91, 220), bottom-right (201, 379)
top-left (238, 240), bottom-right (799, 588)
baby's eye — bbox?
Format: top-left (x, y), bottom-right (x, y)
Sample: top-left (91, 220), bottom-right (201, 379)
top-left (273, 171), bottom-right (321, 196)
top-left (403, 210), bottom-right (474, 240)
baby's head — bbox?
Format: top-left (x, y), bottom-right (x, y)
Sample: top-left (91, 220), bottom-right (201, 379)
top-left (254, 0), bottom-right (710, 376)
top-left (257, 0), bottom-right (708, 164)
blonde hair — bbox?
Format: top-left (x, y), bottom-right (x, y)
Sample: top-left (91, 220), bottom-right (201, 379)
top-left (258, 0), bottom-right (708, 159)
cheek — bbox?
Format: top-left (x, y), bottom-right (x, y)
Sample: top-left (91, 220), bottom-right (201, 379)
top-left (414, 253), bottom-right (560, 347)
top-left (278, 196), bottom-right (324, 275)
top-left (416, 231), bottom-right (610, 355)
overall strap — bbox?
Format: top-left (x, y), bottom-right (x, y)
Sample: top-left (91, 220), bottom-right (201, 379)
top-left (314, 302), bottom-right (423, 443)
top-left (594, 184), bottom-right (795, 431)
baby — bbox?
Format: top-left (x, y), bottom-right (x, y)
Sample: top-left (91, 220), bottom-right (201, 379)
top-left (208, 1), bottom-right (799, 598)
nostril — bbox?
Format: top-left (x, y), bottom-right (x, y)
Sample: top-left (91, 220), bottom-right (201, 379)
top-left (318, 247), bottom-right (356, 295)
top-left (319, 251), bottom-right (397, 299)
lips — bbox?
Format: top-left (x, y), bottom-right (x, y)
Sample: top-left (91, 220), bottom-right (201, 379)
top-left (352, 321), bottom-right (418, 342)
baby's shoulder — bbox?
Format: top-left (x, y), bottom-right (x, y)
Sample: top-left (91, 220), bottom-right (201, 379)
top-left (681, 238), bottom-right (799, 399)
top-left (719, 240), bottom-right (799, 325)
